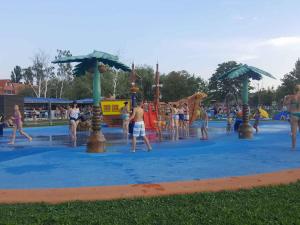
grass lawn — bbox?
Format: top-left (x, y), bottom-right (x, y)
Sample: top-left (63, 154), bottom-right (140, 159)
top-left (0, 181), bottom-right (300, 225)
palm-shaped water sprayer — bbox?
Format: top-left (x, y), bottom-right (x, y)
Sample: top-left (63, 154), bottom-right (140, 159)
top-left (52, 50), bottom-right (131, 152)
top-left (218, 64), bottom-right (275, 139)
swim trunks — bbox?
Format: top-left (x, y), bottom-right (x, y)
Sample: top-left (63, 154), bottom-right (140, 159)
top-left (121, 114), bottom-right (129, 120)
top-left (291, 112), bottom-right (300, 118)
top-left (133, 121), bottom-right (146, 137)
top-left (179, 114), bottom-right (184, 121)
top-left (200, 120), bottom-right (208, 128)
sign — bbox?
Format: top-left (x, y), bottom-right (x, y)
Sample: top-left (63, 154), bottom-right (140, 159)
top-left (101, 100), bottom-right (130, 116)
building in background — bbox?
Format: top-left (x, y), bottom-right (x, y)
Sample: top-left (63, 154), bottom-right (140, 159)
top-left (0, 79), bottom-right (28, 95)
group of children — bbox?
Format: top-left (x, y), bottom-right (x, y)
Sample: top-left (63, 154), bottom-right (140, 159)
top-left (5, 101), bottom-right (262, 149)
top-left (121, 101), bottom-right (210, 144)
top-left (226, 108), bottom-right (261, 134)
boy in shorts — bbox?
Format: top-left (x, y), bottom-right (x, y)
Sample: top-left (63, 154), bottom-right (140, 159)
top-left (129, 101), bottom-right (152, 152)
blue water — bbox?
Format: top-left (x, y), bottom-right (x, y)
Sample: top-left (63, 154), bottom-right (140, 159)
top-left (0, 121), bottom-right (299, 189)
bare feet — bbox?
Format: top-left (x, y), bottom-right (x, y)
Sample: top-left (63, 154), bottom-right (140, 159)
top-left (29, 137), bottom-right (33, 142)
top-left (8, 142), bottom-right (14, 145)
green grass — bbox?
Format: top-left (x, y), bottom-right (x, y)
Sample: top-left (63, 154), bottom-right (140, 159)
top-left (1, 182), bottom-right (300, 225)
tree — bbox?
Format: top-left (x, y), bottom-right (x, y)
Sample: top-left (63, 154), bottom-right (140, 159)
top-left (249, 87), bottom-right (276, 107)
top-left (64, 74), bottom-right (93, 100)
top-left (115, 70), bottom-right (131, 99)
top-left (22, 67), bottom-right (34, 85)
top-left (135, 66), bottom-right (155, 101)
top-left (55, 50), bottom-right (73, 98)
top-left (277, 59), bottom-right (300, 100)
top-left (161, 70), bottom-right (207, 102)
top-left (30, 50), bottom-right (54, 98)
top-left (208, 61), bottom-right (243, 102)
top-left (10, 66), bottom-right (22, 83)
top-left (17, 87), bottom-right (35, 97)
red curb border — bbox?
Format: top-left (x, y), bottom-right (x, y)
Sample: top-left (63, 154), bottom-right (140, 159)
top-left (1, 168), bottom-right (300, 204)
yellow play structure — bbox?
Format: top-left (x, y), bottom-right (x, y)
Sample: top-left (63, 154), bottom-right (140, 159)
top-left (258, 107), bottom-right (269, 119)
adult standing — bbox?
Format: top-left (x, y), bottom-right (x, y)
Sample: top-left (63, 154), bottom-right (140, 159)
top-left (284, 85), bottom-right (300, 149)
top-left (69, 102), bottom-right (80, 141)
top-left (120, 102), bottom-right (130, 138)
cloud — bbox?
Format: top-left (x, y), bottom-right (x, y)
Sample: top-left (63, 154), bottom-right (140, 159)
top-left (233, 15), bottom-right (245, 21)
top-left (238, 55), bottom-right (259, 61)
top-left (263, 36), bottom-right (300, 47)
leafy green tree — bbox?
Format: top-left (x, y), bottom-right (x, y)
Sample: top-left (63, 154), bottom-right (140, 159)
top-left (161, 70), bottom-right (207, 102)
top-left (115, 71), bottom-right (131, 99)
top-left (64, 74), bottom-right (93, 100)
top-left (55, 50), bottom-right (73, 98)
top-left (17, 87), bottom-right (35, 97)
top-left (277, 59), bottom-right (300, 100)
top-left (208, 61), bottom-right (243, 102)
top-left (22, 67), bottom-right (34, 85)
top-left (135, 66), bottom-right (155, 101)
top-left (249, 87), bottom-right (276, 107)
top-left (10, 66), bottom-right (22, 83)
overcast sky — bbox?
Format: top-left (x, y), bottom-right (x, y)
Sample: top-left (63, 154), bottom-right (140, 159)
top-left (0, 0), bottom-right (299, 88)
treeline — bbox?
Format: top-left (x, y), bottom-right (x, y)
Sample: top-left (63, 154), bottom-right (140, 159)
top-left (10, 50), bottom-right (300, 106)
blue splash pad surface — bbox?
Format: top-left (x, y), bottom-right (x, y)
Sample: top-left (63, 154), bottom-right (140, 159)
top-left (0, 121), bottom-right (299, 189)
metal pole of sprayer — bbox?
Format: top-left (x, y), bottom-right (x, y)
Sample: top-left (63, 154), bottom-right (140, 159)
top-left (49, 101), bottom-right (52, 126)
top-left (152, 63), bottom-right (162, 118)
top-left (129, 63), bottom-right (139, 135)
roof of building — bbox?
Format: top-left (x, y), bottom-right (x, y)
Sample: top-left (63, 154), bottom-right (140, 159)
top-left (24, 97), bottom-right (73, 104)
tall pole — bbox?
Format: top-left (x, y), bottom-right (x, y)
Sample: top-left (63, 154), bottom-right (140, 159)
top-left (238, 76), bottom-right (253, 139)
top-left (154, 63), bottom-right (160, 117)
top-left (87, 60), bottom-right (106, 152)
top-left (130, 63), bottom-right (139, 109)
top-left (93, 60), bottom-right (101, 107)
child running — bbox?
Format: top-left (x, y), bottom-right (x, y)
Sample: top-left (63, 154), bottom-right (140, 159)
top-left (129, 101), bottom-right (152, 152)
top-left (199, 105), bottom-right (208, 140)
top-left (8, 104), bottom-right (32, 144)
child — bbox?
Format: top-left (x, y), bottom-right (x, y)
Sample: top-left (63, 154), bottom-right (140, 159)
top-left (253, 108), bottom-right (260, 134)
top-left (8, 105), bottom-right (32, 144)
top-left (183, 103), bottom-right (190, 130)
top-left (0, 114), bottom-right (4, 136)
top-left (226, 113), bottom-right (233, 133)
top-left (199, 105), bottom-right (208, 140)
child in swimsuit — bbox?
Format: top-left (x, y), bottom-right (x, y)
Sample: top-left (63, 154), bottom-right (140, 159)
top-left (226, 113), bottom-right (233, 133)
top-left (199, 105), bottom-right (208, 140)
top-left (253, 109), bottom-right (260, 133)
top-left (8, 105), bottom-right (32, 144)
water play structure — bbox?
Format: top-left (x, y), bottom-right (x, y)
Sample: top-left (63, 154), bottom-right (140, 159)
top-left (52, 50), bottom-right (131, 153)
top-left (218, 64), bottom-right (275, 139)
top-left (258, 107), bottom-right (269, 119)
